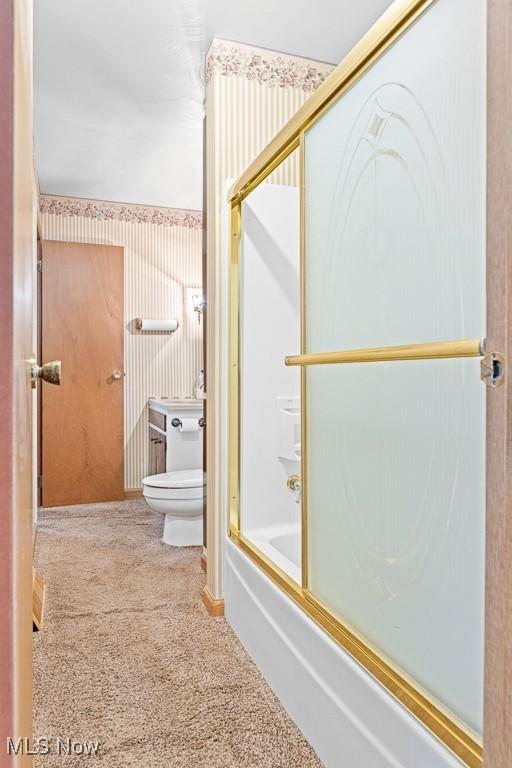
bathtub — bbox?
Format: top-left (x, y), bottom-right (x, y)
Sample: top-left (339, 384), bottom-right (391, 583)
top-left (225, 535), bottom-right (465, 768)
top-left (244, 524), bottom-right (301, 584)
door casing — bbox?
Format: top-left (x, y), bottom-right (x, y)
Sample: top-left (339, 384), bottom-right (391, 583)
top-left (483, 0), bottom-right (512, 764)
top-left (0, 0), bottom-right (36, 764)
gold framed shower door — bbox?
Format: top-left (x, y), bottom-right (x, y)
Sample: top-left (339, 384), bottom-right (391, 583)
top-left (227, 1), bottom-right (484, 765)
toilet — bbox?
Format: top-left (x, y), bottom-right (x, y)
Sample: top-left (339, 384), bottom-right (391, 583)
top-left (142, 401), bottom-right (205, 546)
top-left (143, 469), bottom-right (205, 546)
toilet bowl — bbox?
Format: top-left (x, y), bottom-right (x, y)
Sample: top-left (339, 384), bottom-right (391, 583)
top-left (142, 469), bottom-right (205, 546)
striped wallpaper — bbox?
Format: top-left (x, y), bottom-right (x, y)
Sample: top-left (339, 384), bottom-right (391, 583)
top-left (40, 197), bottom-right (203, 489)
top-left (204, 39), bottom-right (334, 597)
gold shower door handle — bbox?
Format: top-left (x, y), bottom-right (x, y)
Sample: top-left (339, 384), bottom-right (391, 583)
top-left (112, 369), bottom-right (124, 380)
top-left (285, 338), bottom-right (484, 367)
top-left (30, 359), bottom-right (61, 388)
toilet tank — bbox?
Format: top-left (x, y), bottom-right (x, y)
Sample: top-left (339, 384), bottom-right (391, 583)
top-left (165, 401), bottom-right (204, 472)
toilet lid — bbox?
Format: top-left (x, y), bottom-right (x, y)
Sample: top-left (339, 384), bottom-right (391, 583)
top-left (143, 469), bottom-right (205, 489)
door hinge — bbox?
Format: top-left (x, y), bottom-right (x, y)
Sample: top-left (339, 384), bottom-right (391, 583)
top-left (480, 351), bottom-right (505, 388)
top-left (37, 260), bottom-right (42, 272)
top-left (37, 474), bottom-right (43, 489)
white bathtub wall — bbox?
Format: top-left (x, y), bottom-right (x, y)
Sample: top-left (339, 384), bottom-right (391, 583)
top-left (205, 39), bottom-right (334, 601)
top-left (240, 182), bottom-right (301, 534)
top-left (40, 195), bottom-right (203, 489)
top-left (226, 539), bottom-right (464, 768)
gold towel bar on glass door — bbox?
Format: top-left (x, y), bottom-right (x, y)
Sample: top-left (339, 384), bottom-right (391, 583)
top-left (285, 338), bottom-right (484, 367)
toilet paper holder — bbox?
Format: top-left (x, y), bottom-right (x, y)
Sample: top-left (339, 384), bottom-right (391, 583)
top-left (171, 417), bottom-right (205, 428)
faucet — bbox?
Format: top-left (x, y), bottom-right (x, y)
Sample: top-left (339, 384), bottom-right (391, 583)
top-left (287, 474), bottom-right (302, 504)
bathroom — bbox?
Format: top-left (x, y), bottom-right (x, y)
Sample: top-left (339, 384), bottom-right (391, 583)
top-left (38, 202), bottom-right (207, 546)
top-left (1, 1), bottom-right (510, 767)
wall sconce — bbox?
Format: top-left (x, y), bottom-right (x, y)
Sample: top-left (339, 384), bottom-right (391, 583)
top-left (191, 293), bottom-right (206, 325)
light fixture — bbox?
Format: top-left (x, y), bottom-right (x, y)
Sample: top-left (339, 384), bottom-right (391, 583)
top-left (191, 293), bottom-right (206, 324)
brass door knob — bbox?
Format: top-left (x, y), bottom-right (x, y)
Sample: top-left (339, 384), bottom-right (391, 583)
top-left (30, 359), bottom-right (61, 388)
top-left (112, 369), bottom-right (124, 380)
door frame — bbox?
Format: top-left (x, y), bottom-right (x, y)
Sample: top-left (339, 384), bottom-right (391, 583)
top-left (36, 228), bottom-right (42, 513)
top-left (1, 0), bottom-right (35, 763)
top-left (225, 0), bottom-right (511, 766)
top-left (483, 0), bottom-right (512, 764)
top-left (0, 0), bottom-right (17, 758)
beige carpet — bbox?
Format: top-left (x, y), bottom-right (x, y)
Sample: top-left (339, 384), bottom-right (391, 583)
top-left (33, 500), bottom-right (322, 767)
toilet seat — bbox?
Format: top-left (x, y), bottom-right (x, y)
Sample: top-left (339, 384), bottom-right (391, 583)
top-left (143, 469), bottom-right (205, 489)
top-left (142, 469), bottom-right (205, 501)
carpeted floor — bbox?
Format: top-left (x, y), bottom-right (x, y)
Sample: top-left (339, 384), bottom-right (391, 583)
top-left (33, 500), bottom-right (322, 767)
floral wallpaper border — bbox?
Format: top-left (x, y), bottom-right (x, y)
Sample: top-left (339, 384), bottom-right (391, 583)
top-left (39, 194), bottom-right (203, 229)
top-left (206, 40), bottom-right (334, 92)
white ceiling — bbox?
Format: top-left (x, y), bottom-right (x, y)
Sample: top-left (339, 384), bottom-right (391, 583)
top-left (34, 0), bottom-right (392, 211)
top-left (204, 0), bottom-right (392, 65)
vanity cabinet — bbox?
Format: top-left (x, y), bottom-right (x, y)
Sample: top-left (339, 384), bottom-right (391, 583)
top-left (148, 426), bottom-right (166, 475)
top-left (148, 406), bottom-right (166, 475)
top-left (147, 399), bottom-right (203, 478)
top-left (149, 408), bottom-right (166, 431)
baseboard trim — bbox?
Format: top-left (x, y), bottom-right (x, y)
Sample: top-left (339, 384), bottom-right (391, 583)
top-left (33, 567), bottom-right (45, 632)
top-left (201, 586), bottom-right (224, 617)
top-left (124, 488), bottom-right (143, 499)
top-left (201, 552), bottom-right (207, 572)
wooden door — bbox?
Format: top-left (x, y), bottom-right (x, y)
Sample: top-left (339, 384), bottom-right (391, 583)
top-left (41, 241), bottom-right (124, 506)
top-left (0, 0), bottom-right (35, 762)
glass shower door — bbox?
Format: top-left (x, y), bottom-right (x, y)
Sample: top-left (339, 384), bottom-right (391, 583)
top-left (297, 0), bottom-right (486, 743)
